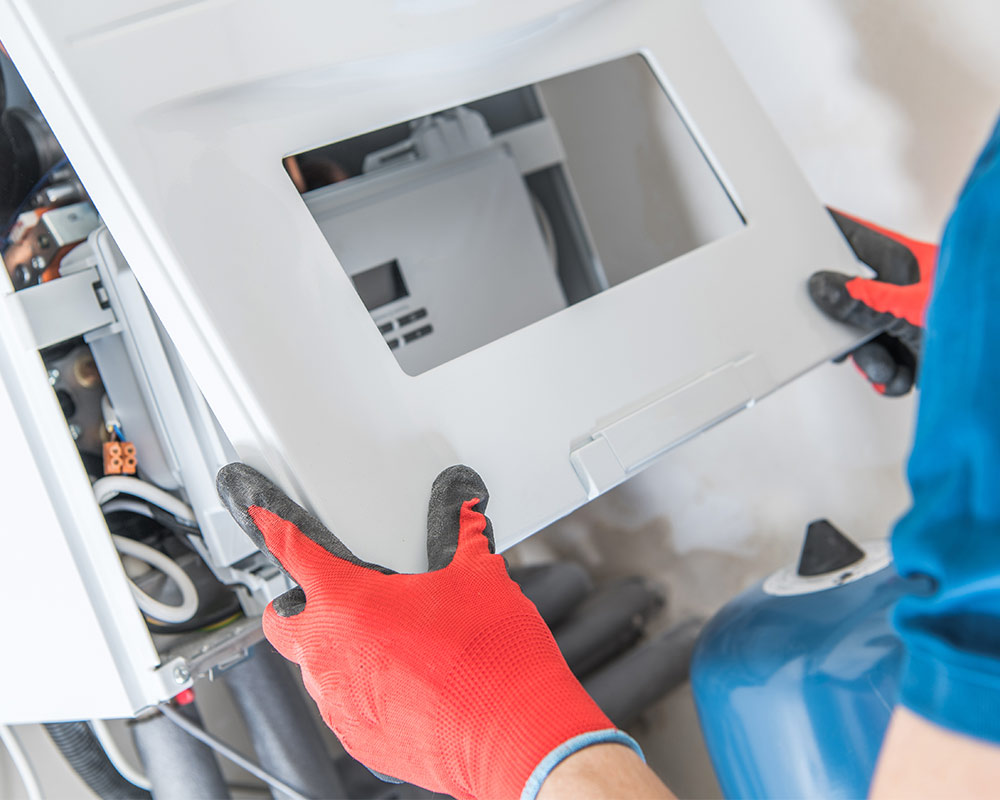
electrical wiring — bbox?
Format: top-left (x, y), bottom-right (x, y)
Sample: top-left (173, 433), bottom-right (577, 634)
top-left (99, 394), bottom-right (125, 441)
top-left (93, 475), bottom-right (197, 525)
top-left (87, 719), bottom-right (268, 796)
top-left (88, 720), bottom-right (151, 791)
top-left (112, 534), bottom-right (200, 624)
top-left (195, 611), bottom-right (243, 632)
top-left (105, 499), bottom-right (202, 546)
top-left (0, 724), bottom-right (43, 800)
top-left (102, 498), bottom-right (156, 519)
top-left (158, 704), bottom-right (312, 800)
top-left (145, 602), bottom-right (244, 636)
top-left (103, 497), bottom-right (200, 557)
top-left (101, 501), bottom-right (244, 633)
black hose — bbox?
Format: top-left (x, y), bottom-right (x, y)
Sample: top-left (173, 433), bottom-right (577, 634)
top-left (44, 721), bottom-right (151, 800)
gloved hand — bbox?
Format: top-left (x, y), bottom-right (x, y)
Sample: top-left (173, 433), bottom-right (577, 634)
top-left (809, 209), bottom-right (938, 396)
top-left (216, 463), bottom-right (640, 800)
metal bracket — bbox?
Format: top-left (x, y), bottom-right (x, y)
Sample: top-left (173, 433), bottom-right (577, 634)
top-left (153, 615), bottom-right (265, 697)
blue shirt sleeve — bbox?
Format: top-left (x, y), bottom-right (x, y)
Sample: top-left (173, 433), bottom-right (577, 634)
top-left (891, 114), bottom-right (1000, 742)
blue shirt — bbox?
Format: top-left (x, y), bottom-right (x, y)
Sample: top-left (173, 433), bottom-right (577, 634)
top-left (893, 115), bottom-right (1000, 742)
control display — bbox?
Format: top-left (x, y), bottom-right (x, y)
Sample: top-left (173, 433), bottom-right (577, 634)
top-left (352, 259), bottom-right (408, 312)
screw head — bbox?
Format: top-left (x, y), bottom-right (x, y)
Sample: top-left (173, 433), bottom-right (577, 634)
top-left (67, 423), bottom-right (82, 440)
top-left (47, 368), bottom-right (60, 386)
top-left (173, 665), bottom-right (191, 684)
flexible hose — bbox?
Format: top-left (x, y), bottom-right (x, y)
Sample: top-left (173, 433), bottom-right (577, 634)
top-left (89, 720), bottom-right (151, 791)
top-left (44, 721), bottom-right (151, 800)
top-left (92, 476), bottom-right (197, 525)
top-left (111, 534), bottom-right (200, 623)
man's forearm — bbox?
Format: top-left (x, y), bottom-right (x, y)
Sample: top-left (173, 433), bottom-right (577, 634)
top-left (870, 708), bottom-right (1000, 799)
top-left (537, 743), bottom-right (675, 800)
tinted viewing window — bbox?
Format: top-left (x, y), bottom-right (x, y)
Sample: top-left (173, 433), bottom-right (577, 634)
top-left (289, 54), bottom-right (743, 375)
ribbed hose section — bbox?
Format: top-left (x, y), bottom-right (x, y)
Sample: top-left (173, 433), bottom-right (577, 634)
top-left (223, 645), bottom-right (346, 800)
top-left (44, 721), bottom-right (151, 800)
top-left (130, 702), bottom-right (230, 800)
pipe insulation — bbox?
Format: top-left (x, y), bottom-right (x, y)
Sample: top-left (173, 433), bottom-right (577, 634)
top-left (509, 562), bottom-right (594, 628)
top-left (44, 721), bottom-right (151, 800)
top-left (584, 617), bottom-right (705, 728)
top-left (223, 645), bottom-right (347, 800)
top-left (553, 576), bottom-right (665, 678)
top-left (130, 701), bottom-right (230, 800)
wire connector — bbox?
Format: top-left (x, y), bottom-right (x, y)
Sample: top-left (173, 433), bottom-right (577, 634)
top-left (103, 441), bottom-right (137, 475)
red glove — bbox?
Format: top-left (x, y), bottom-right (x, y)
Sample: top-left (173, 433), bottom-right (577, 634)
top-left (809, 209), bottom-right (938, 396)
top-left (216, 463), bottom-right (639, 800)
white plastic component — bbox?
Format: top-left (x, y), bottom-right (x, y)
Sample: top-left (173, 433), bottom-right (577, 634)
top-left (40, 202), bottom-right (101, 247)
top-left (763, 540), bottom-right (892, 596)
top-left (7, 267), bottom-right (114, 349)
top-left (0, 274), bottom-right (160, 723)
top-left (0, 0), bottom-right (868, 579)
top-left (493, 119), bottom-right (566, 175)
top-left (572, 357), bottom-right (768, 499)
top-left (306, 144), bottom-right (565, 375)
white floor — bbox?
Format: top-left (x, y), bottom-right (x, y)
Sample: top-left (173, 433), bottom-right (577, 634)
top-left (4, 1), bottom-right (1000, 797)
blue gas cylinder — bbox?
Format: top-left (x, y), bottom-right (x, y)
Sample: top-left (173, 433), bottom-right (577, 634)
top-left (691, 522), bottom-right (910, 799)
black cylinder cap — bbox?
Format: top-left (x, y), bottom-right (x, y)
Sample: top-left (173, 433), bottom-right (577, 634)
top-left (797, 519), bottom-right (865, 576)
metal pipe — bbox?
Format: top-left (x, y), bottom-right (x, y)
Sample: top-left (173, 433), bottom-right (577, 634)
top-left (223, 645), bottom-right (346, 800)
top-left (584, 618), bottom-right (704, 728)
top-left (130, 700), bottom-right (230, 800)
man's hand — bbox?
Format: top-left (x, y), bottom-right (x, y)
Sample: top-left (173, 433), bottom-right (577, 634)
top-left (216, 463), bottom-right (642, 800)
top-left (809, 209), bottom-right (937, 396)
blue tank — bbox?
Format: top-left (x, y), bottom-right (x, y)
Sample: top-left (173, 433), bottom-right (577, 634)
top-left (691, 523), bottom-right (910, 799)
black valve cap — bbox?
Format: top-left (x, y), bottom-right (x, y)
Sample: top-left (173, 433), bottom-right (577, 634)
top-left (797, 519), bottom-right (865, 577)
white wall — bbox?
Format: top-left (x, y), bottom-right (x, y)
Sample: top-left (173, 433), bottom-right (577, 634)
top-left (516, 1), bottom-right (1000, 796)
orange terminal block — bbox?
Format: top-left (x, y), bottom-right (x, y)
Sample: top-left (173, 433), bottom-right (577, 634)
top-left (103, 441), bottom-right (137, 475)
